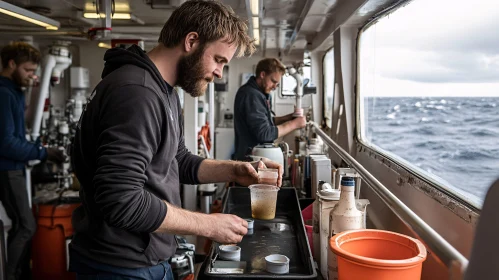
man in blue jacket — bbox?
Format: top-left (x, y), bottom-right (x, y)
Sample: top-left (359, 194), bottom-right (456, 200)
top-left (0, 42), bottom-right (64, 280)
top-left (233, 58), bottom-right (307, 161)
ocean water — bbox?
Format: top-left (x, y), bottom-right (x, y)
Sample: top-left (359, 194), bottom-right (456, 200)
top-left (364, 97), bottom-right (499, 204)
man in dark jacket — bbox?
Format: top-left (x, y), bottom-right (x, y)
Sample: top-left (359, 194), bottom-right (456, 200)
top-left (69, 1), bottom-right (282, 279)
top-left (0, 42), bottom-right (64, 280)
top-left (233, 58), bottom-right (307, 161)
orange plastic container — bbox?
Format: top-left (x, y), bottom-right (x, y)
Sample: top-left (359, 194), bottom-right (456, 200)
top-left (329, 229), bottom-right (427, 280)
top-left (32, 203), bottom-right (80, 280)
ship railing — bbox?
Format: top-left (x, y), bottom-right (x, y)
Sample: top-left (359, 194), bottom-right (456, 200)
top-left (310, 122), bottom-right (468, 279)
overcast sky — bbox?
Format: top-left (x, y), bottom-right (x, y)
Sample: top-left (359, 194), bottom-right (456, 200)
top-left (360, 0), bottom-right (499, 97)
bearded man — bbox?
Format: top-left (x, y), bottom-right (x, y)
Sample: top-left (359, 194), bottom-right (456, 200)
top-left (69, 1), bottom-right (282, 279)
top-left (0, 42), bottom-right (64, 280)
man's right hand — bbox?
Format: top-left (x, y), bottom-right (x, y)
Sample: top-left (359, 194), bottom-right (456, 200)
top-left (46, 147), bottom-right (66, 163)
top-left (207, 213), bottom-right (248, 244)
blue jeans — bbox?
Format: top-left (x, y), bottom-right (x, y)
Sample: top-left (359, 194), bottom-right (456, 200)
top-left (69, 249), bottom-right (174, 280)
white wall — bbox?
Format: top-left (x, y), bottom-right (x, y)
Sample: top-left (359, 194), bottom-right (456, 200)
top-left (77, 41), bottom-right (108, 90)
top-left (226, 54), bottom-right (262, 110)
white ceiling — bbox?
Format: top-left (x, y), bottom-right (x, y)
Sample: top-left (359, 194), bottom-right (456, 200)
top-left (0, 0), bottom-right (397, 54)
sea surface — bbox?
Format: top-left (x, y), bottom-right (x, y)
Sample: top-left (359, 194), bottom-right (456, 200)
top-left (364, 97), bottom-right (499, 204)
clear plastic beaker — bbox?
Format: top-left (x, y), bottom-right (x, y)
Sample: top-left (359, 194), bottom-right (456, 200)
top-left (258, 168), bottom-right (278, 186)
top-left (249, 184), bottom-right (279, 220)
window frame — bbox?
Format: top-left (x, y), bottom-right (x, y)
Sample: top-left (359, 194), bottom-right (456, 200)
top-left (322, 47), bottom-right (335, 129)
top-left (354, 0), bottom-right (482, 210)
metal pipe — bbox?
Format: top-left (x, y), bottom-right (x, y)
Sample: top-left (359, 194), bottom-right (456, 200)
top-left (31, 55), bottom-right (56, 140)
top-left (288, 68), bottom-right (303, 116)
top-left (310, 122), bottom-right (468, 275)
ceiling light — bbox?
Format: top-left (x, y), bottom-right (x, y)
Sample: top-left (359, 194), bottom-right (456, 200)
top-left (0, 1), bottom-right (60, 30)
top-left (253, 28), bottom-right (260, 45)
top-left (98, 42), bottom-right (112, 49)
top-left (85, 2), bottom-right (130, 11)
top-left (83, 12), bottom-right (131, 19)
top-left (249, 0), bottom-right (259, 16)
top-left (252, 17), bottom-right (259, 29)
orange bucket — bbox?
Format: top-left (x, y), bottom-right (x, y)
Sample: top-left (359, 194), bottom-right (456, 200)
top-left (32, 203), bottom-right (80, 280)
top-left (329, 229), bottom-right (427, 280)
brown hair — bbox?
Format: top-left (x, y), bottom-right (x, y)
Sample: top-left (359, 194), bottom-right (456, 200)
top-left (1, 42), bottom-right (41, 68)
top-left (255, 58), bottom-right (286, 76)
top-left (158, 0), bottom-right (256, 57)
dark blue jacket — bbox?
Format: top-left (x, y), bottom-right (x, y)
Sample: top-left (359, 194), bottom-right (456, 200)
top-left (0, 76), bottom-right (47, 171)
top-left (233, 76), bottom-right (278, 160)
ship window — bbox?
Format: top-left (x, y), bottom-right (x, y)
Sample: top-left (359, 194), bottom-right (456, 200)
top-left (280, 74), bottom-right (297, 96)
top-left (323, 48), bottom-right (335, 128)
top-left (280, 64), bottom-right (312, 97)
top-left (358, 0), bottom-right (499, 206)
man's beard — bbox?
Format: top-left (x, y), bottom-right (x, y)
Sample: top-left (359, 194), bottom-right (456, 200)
top-left (12, 69), bottom-right (29, 87)
top-left (256, 80), bottom-right (269, 94)
top-left (177, 45), bottom-right (212, 97)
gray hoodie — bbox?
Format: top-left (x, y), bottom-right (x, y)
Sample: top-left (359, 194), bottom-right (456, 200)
top-left (70, 45), bottom-right (204, 268)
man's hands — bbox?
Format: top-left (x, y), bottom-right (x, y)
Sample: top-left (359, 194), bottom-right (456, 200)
top-left (291, 115), bottom-right (307, 129)
top-left (232, 161), bottom-right (259, 187)
top-left (46, 147), bottom-right (66, 163)
top-left (252, 157), bottom-right (283, 187)
top-left (232, 158), bottom-right (283, 187)
top-left (207, 213), bottom-right (248, 244)
top-left (157, 201), bottom-right (248, 245)
top-left (277, 115), bottom-right (307, 138)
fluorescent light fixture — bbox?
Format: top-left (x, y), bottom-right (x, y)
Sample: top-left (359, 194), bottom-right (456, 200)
top-left (83, 12), bottom-right (131, 19)
top-left (85, 2), bottom-right (129, 11)
top-left (0, 1), bottom-right (60, 30)
top-left (98, 42), bottom-right (112, 49)
top-left (252, 17), bottom-right (259, 29)
top-left (249, 0), bottom-right (259, 16)
top-left (253, 28), bottom-right (260, 45)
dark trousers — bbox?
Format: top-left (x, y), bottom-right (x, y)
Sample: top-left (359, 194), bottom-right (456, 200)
top-left (0, 170), bottom-right (36, 280)
top-left (69, 249), bottom-right (175, 280)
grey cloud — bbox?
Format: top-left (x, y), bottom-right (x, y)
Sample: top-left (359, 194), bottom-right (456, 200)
top-left (381, 51), bottom-right (499, 83)
top-left (372, 13), bottom-right (499, 83)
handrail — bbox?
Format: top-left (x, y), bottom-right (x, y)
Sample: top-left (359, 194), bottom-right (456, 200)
top-left (311, 122), bottom-right (468, 277)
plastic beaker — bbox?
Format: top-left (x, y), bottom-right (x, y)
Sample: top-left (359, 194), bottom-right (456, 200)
top-left (258, 168), bottom-right (278, 186)
top-left (249, 184), bottom-right (279, 220)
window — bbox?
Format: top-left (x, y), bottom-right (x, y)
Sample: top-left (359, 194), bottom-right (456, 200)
top-left (323, 48), bottom-right (335, 128)
top-left (281, 55), bottom-right (312, 97)
top-left (280, 74), bottom-right (297, 96)
top-left (358, 0), bottom-right (499, 206)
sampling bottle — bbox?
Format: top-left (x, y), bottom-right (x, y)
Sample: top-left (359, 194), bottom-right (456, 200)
top-left (328, 176), bottom-right (364, 280)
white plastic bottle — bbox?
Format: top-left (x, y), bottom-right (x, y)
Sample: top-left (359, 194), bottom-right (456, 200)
top-left (330, 176), bottom-right (363, 234)
top-left (328, 176), bottom-right (364, 280)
